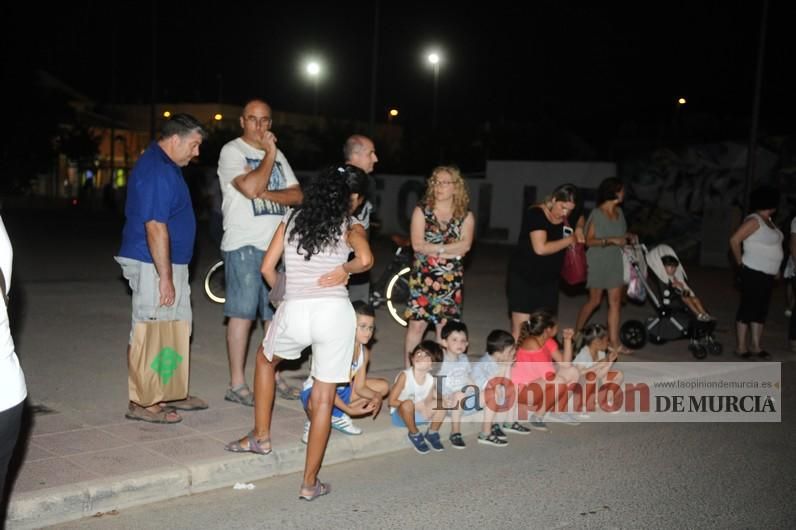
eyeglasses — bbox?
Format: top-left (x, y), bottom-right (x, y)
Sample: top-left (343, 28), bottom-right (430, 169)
top-left (245, 116), bottom-right (272, 126)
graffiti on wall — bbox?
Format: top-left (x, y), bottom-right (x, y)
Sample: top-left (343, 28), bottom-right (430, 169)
top-left (621, 142), bottom-right (781, 255)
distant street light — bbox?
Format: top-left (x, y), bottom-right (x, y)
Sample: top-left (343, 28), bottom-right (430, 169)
top-left (305, 59), bottom-right (322, 115)
top-left (214, 113), bottom-right (223, 121)
top-left (388, 108), bottom-right (399, 123)
top-left (162, 110), bottom-right (171, 118)
top-left (677, 97), bottom-right (687, 105)
top-left (426, 50), bottom-right (442, 129)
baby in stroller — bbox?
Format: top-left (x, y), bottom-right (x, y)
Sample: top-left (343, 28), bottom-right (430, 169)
top-left (620, 244), bottom-right (722, 358)
top-left (658, 255), bottom-right (713, 322)
top-left (647, 245), bottom-right (714, 322)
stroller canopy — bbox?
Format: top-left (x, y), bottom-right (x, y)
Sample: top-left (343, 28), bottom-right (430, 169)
top-left (645, 244), bottom-right (693, 295)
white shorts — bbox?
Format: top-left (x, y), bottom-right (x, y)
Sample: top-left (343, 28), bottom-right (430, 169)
top-left (262, 297), bottom-right (356, 384)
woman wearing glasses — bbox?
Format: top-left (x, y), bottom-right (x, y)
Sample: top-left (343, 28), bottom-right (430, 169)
top-left (403, 166), bottom-right (475, 367)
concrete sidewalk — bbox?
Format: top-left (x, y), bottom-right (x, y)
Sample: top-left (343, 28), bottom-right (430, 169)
top-left (4, 213), bottom-right (794, 528)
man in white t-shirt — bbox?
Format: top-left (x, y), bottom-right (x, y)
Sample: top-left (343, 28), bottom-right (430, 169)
top-left (343, 134), bottom-right (378, 303)
top-left (217, 99), bottom-right (303, 406)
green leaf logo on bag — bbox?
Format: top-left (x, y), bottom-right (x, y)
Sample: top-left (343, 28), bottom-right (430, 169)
top-left (150, 347), bottom-right (183, 384)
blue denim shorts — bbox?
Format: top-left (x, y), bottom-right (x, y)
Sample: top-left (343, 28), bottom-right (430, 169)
top-left (223, 246), bottom-right (274, 321)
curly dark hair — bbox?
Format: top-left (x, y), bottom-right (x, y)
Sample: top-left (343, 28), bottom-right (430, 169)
top-left (288, 165), bottom-right (368, 260)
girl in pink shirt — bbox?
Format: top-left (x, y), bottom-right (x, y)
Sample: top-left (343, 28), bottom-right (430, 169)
top-left (512, 311), bottom-right (580, 429)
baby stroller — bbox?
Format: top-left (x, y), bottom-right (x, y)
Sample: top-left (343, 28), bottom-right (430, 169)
top-left (619, 244), bottom-right (722, 359)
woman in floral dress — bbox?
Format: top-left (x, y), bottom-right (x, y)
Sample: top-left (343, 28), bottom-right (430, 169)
top-left (403, 166), bottom-right (475, 367)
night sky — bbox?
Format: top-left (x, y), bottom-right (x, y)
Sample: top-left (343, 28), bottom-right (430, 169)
top-left (3, 1), bottom-right (794, 145)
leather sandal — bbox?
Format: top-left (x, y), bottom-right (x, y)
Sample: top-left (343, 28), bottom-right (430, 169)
top-left (225, 384), bottom-right (255, 407)
top-left (167, 395), bottom-right (209, 411)
top-left (276, 379), bottom-right (301, 400)
top-left (224, 430), bottom-right (272, 455)
top-left (125, 403), bottom-right (182, 424)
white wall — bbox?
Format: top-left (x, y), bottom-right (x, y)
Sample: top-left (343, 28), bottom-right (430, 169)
top-left (298, 160), bottom-right (616, 244)
top-left (485, 161), bottom-right (616, 244)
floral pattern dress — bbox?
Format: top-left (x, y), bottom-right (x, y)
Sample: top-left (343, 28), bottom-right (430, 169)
top-left (405, 206), bottom-right (466, 324)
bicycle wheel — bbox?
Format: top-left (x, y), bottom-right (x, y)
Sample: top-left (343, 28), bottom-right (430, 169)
top-left (386, 267), bottom-right (411, 326)
top-left (204, 259), bottom-right (226, 304)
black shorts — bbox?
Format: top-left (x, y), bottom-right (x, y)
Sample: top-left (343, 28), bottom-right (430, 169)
top-left (736, 266), bottom-right (775, 324)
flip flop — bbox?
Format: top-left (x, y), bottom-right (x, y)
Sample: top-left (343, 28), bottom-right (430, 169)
top-left (166, 395), bottom-right (209, 411)
top-left (224, 430), bottom-right (272, 455)
top-left (125, 403), bottom-right (182, 424)
top-left (299, 480), bottom-right (331, 501)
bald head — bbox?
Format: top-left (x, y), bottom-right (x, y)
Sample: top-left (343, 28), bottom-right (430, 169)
top-left (343, 135), bottom-right (378, 174)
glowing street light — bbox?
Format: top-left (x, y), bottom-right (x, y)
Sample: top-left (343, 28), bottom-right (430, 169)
top-left (677, 97), bottom-right (687, 105)
top-left (214, 113), bottom-right (223, 121)
top-left (305, 59), bottom-right (322, 115)
top-left (426, 50), bottom-right (443, 129)
top-left (162, 110), bottom-right (171, 118)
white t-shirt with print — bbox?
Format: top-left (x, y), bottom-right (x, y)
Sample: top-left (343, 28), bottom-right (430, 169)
top-left (217, 138), bottom-right (299, 252)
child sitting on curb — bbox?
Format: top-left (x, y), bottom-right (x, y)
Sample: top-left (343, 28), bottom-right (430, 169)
top-left (471, 329), bottom-right (530, 447)
top-left (388, 340), bottom-right (447, 455)
top-left (437, 321), bottom-right (479, 449)
top-left (300, 301), bottom-right (389, 443)
top-left (573, 323), bottom-right (623, 412)
top-left (513, 311), bottom-right (581, 430)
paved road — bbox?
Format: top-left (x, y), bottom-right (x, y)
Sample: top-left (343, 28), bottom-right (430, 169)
top-left (52, 379), bottom-right (795, 530)
top-left (4, 204), bottom-right (795, 529)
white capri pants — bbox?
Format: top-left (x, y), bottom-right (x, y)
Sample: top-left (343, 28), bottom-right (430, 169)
top-left (263, 297), bottom-right (356, 384)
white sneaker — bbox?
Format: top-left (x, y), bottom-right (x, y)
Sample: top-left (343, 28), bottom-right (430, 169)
top-left (301, 419), bottom-right (310, 444)
top-left (331, 413), bottom-right (362, 435)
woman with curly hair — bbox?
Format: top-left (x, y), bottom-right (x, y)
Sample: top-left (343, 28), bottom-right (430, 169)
top-left (225, 165), bottom-right (373, 501)
top-left (403, 166), bottom-right (475, 367)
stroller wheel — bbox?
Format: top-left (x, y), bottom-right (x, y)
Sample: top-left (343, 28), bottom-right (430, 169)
top-left (708, 341), bottom-right (723, 355)
top-left (620, 320), bottom-right (647, 350)
top-left (689, 343), bottom-right (708, 359)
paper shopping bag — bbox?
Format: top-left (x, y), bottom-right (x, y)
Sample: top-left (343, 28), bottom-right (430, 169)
top-left (128, 320), bottom-right (190, 407)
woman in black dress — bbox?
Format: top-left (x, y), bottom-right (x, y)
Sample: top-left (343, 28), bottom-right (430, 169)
top-left (507, 184), bottom-right (584, 339)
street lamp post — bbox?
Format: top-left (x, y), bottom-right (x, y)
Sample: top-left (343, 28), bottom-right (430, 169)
top-left (305, 60), bottom-right (321, 116)
top-left (427, 51), bottom-right (441, 129)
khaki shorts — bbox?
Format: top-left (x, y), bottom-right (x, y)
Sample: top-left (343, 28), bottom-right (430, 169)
top-left (115, 256), bottom-right (192, 341)
top-left (263, 297), bottom-right (355, 384)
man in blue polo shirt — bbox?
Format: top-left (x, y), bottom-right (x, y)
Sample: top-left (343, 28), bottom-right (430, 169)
top-left (116, 113), bottom-right (208, 424)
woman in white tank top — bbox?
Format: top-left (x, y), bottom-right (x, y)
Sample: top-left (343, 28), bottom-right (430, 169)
top-left (729, 186), bottom-right (784, 360)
